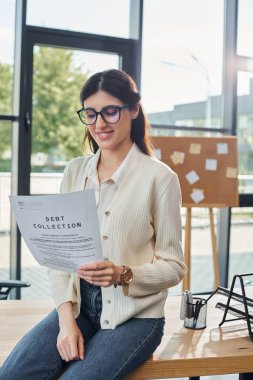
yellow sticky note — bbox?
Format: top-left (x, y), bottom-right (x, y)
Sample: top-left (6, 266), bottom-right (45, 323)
top-left (170, 151), bottom-right (185, 165)
top-left (226, 167), bottom-right (237, 179)
top-left (193, 188), bottom-right (204, 195)
top-left (189, 143), bottom-right (201, 154)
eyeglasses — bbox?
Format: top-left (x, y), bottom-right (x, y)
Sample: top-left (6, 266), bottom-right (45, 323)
top-left (77, 104), bottom-right (129, 125)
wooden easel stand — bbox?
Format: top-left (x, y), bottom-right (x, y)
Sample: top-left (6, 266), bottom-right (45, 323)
top-left (182, 207), bottom-right (220, 291)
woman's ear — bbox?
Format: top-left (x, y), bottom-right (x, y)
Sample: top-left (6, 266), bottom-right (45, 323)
top-left (130, 104), bottom-right (140, 120)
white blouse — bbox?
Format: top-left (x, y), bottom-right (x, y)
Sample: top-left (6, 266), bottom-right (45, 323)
top-left (85, 143), bottom-right (139, 226)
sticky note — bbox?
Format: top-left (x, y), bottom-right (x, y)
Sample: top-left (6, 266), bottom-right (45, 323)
top-left (205, 159), bottom-right (217, 171)
top-left (170, 151), bottom-right (185, 165)
top-left (190, 189), bottom-right (205, 204)
top-left (189, 143), bottom-right (201, 154)
top-left (193, 188), bottom-right (204, 194)
top-left (217, 143), bottom-right (228, 154)
top-left (154, 148), bottom-right (162, 160)
top-left (185, 170), bottom-right (200, 185)
top-left (226, 167), bottom-right (237, 178)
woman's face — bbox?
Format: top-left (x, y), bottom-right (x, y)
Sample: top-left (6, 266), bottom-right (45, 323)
top-left (83, 90), bottom-right (138, 153)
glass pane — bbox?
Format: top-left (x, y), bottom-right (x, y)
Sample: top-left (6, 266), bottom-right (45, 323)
top-left (31, 46), bottom-right (119, 182)
top-left (0, 0), bottom-right (15, 115)
top-left (27, 0), bottom-right (130, 39)
top-left (0, 121), bottom-right (12, 281)
top-left (229, 207), bottom-right (253, 283)
top-left (22, 46), bottom-right (119, 299)
top-left (237, 71), bottom-right (253, 193)
top-left (237, 0), bottom-right (253, 57)
top-left (142, 0), bottom-right (223, 128)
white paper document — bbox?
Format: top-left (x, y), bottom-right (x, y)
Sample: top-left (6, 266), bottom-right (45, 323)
top-left (185, 170), bottom-right (200, 185)
top-left (205, 158), bottom-right (217, 171)
top-left (10, 190), bottom-right (103, 273)
top-left (190, 189), bottom-right (205, 204)
top-left (217, 143), bottom-right (228, 154)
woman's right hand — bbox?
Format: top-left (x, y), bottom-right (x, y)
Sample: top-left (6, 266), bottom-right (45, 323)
top-left (57, 302), bottom-right (84, 362)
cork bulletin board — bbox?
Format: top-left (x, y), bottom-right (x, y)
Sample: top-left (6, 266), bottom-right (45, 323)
top-left (152, 136), bottom-right (239, 207)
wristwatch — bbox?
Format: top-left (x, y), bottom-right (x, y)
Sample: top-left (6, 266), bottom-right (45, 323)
top-left (116, 265), bottom-right (133, 286)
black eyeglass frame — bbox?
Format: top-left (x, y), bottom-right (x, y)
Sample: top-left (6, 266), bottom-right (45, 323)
top-left (77, 104), bottom-right (129, 125)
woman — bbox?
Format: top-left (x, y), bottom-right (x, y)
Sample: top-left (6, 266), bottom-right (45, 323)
top-left (1, 69), bottom-right (186, 379)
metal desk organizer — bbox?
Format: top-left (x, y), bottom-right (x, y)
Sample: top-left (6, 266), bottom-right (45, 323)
top-left (181, 273), bottom-right (253, 340)
top-left (210, 273), bottom-right (253, 342)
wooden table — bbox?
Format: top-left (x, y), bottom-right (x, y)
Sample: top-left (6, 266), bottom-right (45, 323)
top-left (0, 296), bottom-right (253, 379)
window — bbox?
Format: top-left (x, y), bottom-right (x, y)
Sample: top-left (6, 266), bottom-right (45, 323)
top-left (141, 0), bottom-right (224, 129)
top-left (30, 46), bottom-right (119, 178)
top-left (237, 0), bottom-right (253, 58)
top-left (22, 45), bottom-right (120, 299)
top-left (229, 207), bottom-right (253, 283)
top-left (0, 0), bottom-right (15, 115)
top-left (141, 0), bottom-right (224, 292)
top-left (237, 71), bottom-right (253, 193)
top-left (27, 0), bottom-right (131, 39)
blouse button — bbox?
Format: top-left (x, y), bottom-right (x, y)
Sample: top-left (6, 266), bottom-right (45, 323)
top-left (104, 320), bottom-right (109, 324)
top-left (105, 211), bottom-right (110, 216)
top-left (103, 235), bottom-right (109, 240)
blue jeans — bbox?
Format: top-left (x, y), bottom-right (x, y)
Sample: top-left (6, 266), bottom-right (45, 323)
top-left (0, 281), bottom-right (165, 380)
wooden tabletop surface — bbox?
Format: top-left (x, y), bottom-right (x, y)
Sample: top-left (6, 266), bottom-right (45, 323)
top-left (128, 293), bottom-right (253, 379)
top-left (0, 295), bottom-right (253, 379)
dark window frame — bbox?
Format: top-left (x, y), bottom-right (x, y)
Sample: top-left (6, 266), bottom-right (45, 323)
top-left (10, 0), bottom-right (143, 298)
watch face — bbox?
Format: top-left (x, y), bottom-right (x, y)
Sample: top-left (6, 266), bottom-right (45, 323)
top-left (121, 267), bottom-right (133, 285)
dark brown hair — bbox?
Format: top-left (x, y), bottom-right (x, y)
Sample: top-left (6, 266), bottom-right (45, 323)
top-left (80, 69), bottom-right (153, 155)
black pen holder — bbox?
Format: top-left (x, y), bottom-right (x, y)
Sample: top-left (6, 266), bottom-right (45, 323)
top-left (184, 297), bottom-right (207, 330)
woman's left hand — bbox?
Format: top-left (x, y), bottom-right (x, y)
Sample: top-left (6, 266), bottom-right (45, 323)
top-left (77, 261), bottom-right (122, 287)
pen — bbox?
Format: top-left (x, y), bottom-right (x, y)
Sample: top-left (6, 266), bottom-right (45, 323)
top-left (193, 299), bottom-right (202, 328)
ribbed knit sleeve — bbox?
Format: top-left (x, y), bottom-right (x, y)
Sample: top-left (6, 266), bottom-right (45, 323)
top-left (47, 270), bottom-right (79, 316)
top-left (128, 173), bottom-right (187, 297)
